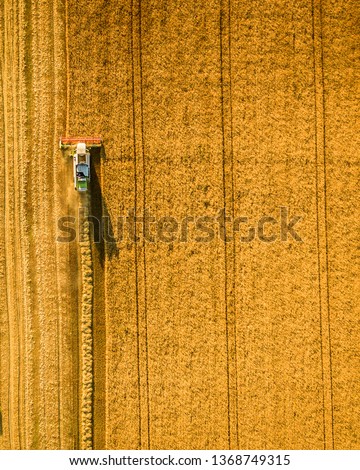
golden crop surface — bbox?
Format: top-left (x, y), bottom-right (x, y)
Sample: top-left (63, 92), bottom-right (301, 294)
top-left (0, 0), bottom-right (359, 450)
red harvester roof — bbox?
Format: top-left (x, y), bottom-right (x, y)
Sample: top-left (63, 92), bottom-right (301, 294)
top-left (60, 136), bottom-right (102, 146)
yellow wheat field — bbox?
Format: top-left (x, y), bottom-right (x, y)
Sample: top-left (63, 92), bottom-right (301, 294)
top-left (0, 0), bottom-right (359, 450)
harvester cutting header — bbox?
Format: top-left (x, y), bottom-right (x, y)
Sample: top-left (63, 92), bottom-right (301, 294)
top-left (60, 136), bottom-right (102, 192)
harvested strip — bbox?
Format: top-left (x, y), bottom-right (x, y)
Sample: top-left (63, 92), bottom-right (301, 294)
top-left (79, 197), bottom-right (94, 449)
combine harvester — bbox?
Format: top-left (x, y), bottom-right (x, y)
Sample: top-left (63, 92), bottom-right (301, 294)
top-left (60, 136), bottom-right (102, 192)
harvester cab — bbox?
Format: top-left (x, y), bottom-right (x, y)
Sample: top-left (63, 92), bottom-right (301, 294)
top-left (59, 137), bottom-right (102, 192)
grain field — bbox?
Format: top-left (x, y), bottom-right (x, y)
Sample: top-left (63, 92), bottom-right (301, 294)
top-left (0, 0), bottom-right (359, 450)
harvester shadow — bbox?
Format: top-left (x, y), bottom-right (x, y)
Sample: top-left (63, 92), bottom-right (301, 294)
top-left (88, 146), bottom-right (109, 449)
top-left (89, 146), bottom-right (119, 268)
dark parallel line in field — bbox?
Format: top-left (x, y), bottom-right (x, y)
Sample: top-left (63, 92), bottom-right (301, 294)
top-left (14, 0), bottom-right (25, 449)
top-left (130, 0), bottom-right (150, 449)
top-left (311, 0), bottom-right (334, 450)
top-left (311, 0), bottom-right (326, 449)
top-left (24, 0), bottom-right (42, 449)
top-left (318, 1), bottom-right (334, 449)
top-left (226, 0), bottom-right (239, 449)
top-left (10, 0), bottom-right (23, 447)
top-left (22, 0), bottom-right (35, 449)
top-left (219, 0), bottom-right (238, 450)
top-left (130, 0), bottom-right (143, 449)
top-left (6, 0), bottom-right (23, 448)
top-left (137, 0), bottom-right (151, 451)
top-left (0, 3), bottom-right (13, 448)
top-left (50, 0), bottom-right (62, 448)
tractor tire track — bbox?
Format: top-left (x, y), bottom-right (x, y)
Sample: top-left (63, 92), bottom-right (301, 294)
top-left (130, 0), bottom-right (150, 449)
top-left (24, 0), bottom-right (41, 448)
top-left (321, 0), bottom-right (360, 449)
top-left (311, 0), bottom-right (334, 450)
top-left (219, 0), bottom-right (238, 449)
top-left (11, 0), bottom-right (25, 449)
top-left (17, 0), bottom-right (34, 449)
